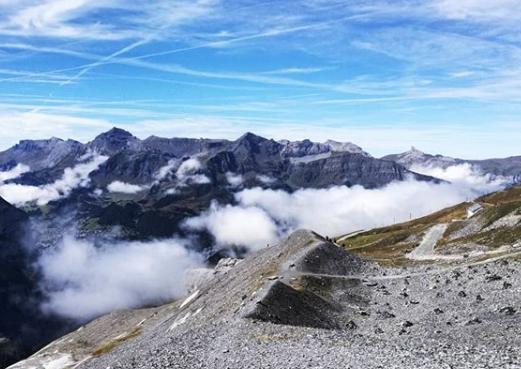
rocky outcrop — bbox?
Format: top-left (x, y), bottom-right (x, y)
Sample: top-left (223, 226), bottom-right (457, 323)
top-left (382, 147), bottom-right (461, 169)
top-left (288, 152), bottom-right (436, 189)
top-left (87, 127), bottom-right (142, 156)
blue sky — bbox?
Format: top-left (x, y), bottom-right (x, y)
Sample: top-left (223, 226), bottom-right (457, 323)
top-left (1, 0), bottom-right (521, 158)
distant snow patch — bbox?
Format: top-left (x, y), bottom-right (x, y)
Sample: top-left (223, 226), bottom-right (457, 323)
top-left (180, 289), bottom-right (199, 308)
top-left (42, 354), bottom-right (74, 369)
top-left (169, 312), bottom-right (191, 331)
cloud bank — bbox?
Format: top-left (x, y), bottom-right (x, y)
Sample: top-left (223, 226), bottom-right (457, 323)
top-left (0, 155), bottom-right (107, 206)
top-left (410, 163), bottom-right (509, 192)
top-left (186, 165), bottom-right (506, 251)
top-left (38, 235), bottom-right (203, 321)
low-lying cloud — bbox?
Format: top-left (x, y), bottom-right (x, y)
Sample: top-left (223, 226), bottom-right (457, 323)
top-left (186, 165), bottom-right (506, 251)
top-left (0, 163), bottom-right (30, 182)
top-left (38, 235), bottom-right (203, 321)
top-left (107, 180), bottom-right (147, 194)
top-left (0, 155), bottom-right (107, 206)
top-left (185, 203), bottom-right (278, 251)
top-left (410, 163), bottom-right (509, 192)
top-left (154, 159), bottom-right (178, 182)
top-left (225, 172), bottom-right (244, 187)
top-left (176, 158), bottom-right (211, 186)
top-left (153, 157), bottom-right (210, 193)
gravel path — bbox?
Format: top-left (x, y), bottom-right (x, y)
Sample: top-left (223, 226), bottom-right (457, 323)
top-left (408, 224), bottom-right (450, 260)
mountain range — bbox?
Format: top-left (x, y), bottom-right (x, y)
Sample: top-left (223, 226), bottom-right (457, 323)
top-left (1, 128), bottom-right (521, 367)
top-left (0, 128), bottom-right (441, 243)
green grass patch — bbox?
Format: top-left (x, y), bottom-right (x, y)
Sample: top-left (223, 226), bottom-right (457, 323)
top-left (446, 222), bottom-right (521, 249)
top-left (480, 200), bottom-right (521, 228)
top-left (479, 185), bottom-right (521, 205)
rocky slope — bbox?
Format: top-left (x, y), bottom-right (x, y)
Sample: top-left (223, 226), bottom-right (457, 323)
top-left (8, 218), bottom-right (521, 369)
top-left (336, 185), bottom-right (521, 260)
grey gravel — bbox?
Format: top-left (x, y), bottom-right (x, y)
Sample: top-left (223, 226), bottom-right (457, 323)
top-left (80, 230), bottom-right (521, 369)
top-left (11, 230), bottom-right (521, 369)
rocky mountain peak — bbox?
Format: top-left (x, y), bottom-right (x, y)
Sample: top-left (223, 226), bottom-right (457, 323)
top-left (95, 127), bottom-right (134, 140)
top-left (408, 146), bottom-right (425, 155)
top-left (324, 140), bottom-right (369, 156)
top-left (89, 127), bottom-right (141, 155)
top-left (236, 132), bottom-right (269, 145)
top-left (232, 132), bottom-right (275, 154)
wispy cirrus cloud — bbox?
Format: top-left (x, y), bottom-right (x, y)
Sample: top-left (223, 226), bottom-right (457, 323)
top-left (1, 0), bottom-right (521, 161)
top-left (0, 0), bottom-right (219, 40)
top-left (431, 0), bottom-right (521, 21)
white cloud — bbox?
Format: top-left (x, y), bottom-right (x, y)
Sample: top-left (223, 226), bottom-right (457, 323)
top-left (38, 235), bottom-right (203, 320)
top-left (186, 170), bottom-right (507, 250)
top-left (449, 71), bottom-right (476, 78)
top-left (256, 174), bottom-right (275, 184)
top-left (176, 158), bottom-right (211, 186)
top-left (226, 172), bottom-right (243, 187)
top-left (107, 180), bottom-right (147, 194)
top-left (0, 163), bottom-right (30, 182)
top-left (409, 163), bottom-right (509, 193)
top-left (0, 154), bottom-right (107, 206)
top-left (0, 0), bottom-right (219, 40)
top-left (177, 157), bottom-right (203, 175)
top-left (0, 110), bottom-right (113, 150)
top-left (185, 203), bottom-right (278, 251)
top-left (104, 158), bottom-right (209, 197)
top-left (189, 174), bottom-right (211, 185)
top-left (155, 159), bottom-right (178, 181)
top-left (432, 0), bottom-right (521, 21)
